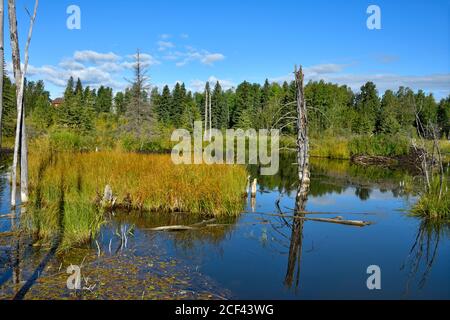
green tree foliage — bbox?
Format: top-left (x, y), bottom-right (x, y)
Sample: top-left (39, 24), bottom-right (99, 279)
top-left (21, 72), bottom-right (448, 146)
top-left (395, 86), bottom-right (416, 132)
top-left (156, 85), bottom-right (171, 125)
top-left (437, 96), bottom-right (450, 139)
top-left (25, 80), bottom-right (53, 131)
top-left (353, 82), bottom-right (380, 134)
top-left (56, 78), bottom-right (94, 133)
top-left (170, 83), bottom-right (187, 127)
top-left (379, 90), bottom-right (400, 134)
top-left (95, 86), bottom-right (113, 113)
top-left (114, 91), bottom-right (126, 115)
top-left (211, 81), bottom-right (228, 129)
top-left (1, 75), bottom-right (17, 137)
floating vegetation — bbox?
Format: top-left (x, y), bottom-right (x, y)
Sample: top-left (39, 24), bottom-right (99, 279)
top-left (0, 247), bottom-right (230, 300)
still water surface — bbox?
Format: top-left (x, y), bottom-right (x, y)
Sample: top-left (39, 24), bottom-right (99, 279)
top-left (0, 155), bottom-right (448, 299)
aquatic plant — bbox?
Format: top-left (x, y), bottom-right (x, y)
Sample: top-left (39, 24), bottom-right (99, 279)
top-left (412, 178), bottom-right (450, 220)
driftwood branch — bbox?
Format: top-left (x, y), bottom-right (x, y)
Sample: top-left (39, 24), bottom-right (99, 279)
top-left (244, 212), bottom-right (373, 227)
top-left (0, 231), bottom-right (16, 237)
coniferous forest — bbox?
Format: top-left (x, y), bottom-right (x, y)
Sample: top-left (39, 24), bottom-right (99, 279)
top-left (2, 71), bottom-right (448, 158)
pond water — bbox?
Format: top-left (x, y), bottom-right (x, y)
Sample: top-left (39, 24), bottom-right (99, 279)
top-left (0, 154), bottom-right (449, 300)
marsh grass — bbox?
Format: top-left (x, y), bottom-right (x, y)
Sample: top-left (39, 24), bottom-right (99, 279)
top-left (310, 137), bottom-right (350, 159)
top-left (349, 135), bottom-right (410, 157)
top-left (412, 178), bottom-right (450, 220)
top-left (24, 142), bottom-right (247, 249)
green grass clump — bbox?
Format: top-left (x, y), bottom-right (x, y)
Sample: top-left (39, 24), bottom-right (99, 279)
top-left (310, 136), bottom-right (350, 159)
top-left (349, 134), bottom-right (410, 157)
top-left (412, 178), bottom-right (450, 220)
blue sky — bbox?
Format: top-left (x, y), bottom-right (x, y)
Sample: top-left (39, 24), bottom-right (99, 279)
top-left (6, 0), bottom-right (450, 98)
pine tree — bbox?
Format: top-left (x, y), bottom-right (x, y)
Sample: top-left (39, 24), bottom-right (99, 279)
top-left (171, 82), bottom-right (186, 127)
top-left (156, 85), bottom-right (171, 125)
top-left (211, 81), bottom-right (228, 129)
top-left (57, 77), bottom-right (93, 133)
top-left (74, 78), bottom-right (83, 96)
top-left (233, 81), bottom-right (255, 128)
top-left (64, 76), bottom-right (75, 101)
top-left (95, 86), bottom-right (113, 113)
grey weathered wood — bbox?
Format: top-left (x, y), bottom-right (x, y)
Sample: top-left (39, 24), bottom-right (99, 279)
top-left (9, 0), bottom-right (38, 206)
top-left (295, 66), bottom-right (310, 195)
top-left (0, 0), bottom-right (4, 149)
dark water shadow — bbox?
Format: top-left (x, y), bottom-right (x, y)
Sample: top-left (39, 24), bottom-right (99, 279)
top-left (13, 159), bottom-right (64, 300)
top-left (401, 218), bottom-right (449, 295)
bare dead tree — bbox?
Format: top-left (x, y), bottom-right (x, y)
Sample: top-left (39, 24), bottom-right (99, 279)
top-left (204, 86), bottom-right (209, 140)
top-left (0, 0), bottom-right (4, 150)
top-left (295, 66), bottom-right (310, 195)
top-left (412, 110), bottom-right (445, 199)
top-left (122, 49), bottom-right (156, 149)
top-left (9, 0), bottom-right (38, 207)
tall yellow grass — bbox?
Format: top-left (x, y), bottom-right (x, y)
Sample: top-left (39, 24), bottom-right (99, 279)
top-left (25, 141), bottom-right (248, 249)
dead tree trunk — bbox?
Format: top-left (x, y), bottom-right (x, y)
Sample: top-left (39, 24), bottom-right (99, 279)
top-left (204, 88), bottom-right (209, 140)
top-left (9, 0), bottom-right (38, 206)
top-left (209, 88), bottom-right (212, 134)
top-left (285, 66), bottom-right (311, 289)
top-left (0, 0), bottom-right (4, 150)
top-left (295, 66), bottom-right (310, 195)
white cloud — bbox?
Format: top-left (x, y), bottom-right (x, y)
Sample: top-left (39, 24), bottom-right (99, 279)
top-left (20, 50), bottom-right (161, 96)
top-left (170, 47), bottom-right (226, 67)
top-left (201, 53), bottom-right (225, 65)
top-left (58, 60), bottom-right (85, 70)
top-left (73, 50), bottom-right (120, 63)
top-left (159, 34), bottom-right (172, 39)
top-left (157, 41), bottom-right (175, 51)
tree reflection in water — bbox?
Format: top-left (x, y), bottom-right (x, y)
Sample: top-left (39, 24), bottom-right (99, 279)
top-left (402, 218), bottom-right (449, 293)
top-left (284, 184), bottom-right (307, 290)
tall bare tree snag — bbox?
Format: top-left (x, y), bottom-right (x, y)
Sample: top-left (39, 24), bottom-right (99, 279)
top-left (9, 0), bottom-right (38, 207)
top-left (0, 0), bottom-right (4, 150)
top-left (295, 66), bottom-right (310, 195)
top-left (204, 87), bottom-right (209, 139)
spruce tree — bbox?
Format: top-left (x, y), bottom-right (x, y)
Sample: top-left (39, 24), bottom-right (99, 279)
top-left (157, 85), bottom-right (171, 125)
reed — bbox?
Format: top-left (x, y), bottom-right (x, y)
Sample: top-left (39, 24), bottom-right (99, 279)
top-left (412, 178), bottom-right (450, 220)
top-left (24, 143), bottom-right (248, 249)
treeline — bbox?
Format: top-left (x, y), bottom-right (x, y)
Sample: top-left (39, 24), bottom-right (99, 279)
top-left (2, 73), bottom-right (449, 144)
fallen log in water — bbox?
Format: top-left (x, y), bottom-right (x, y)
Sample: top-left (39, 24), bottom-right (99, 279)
top-left (147, 225), bottom-right (197, 232)
top-left (244, 212), bottom-right (373, 227)
top-left (302, 216), bottom-right (372, 227)
top-left (0, 232), bottom-right (16, 238)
